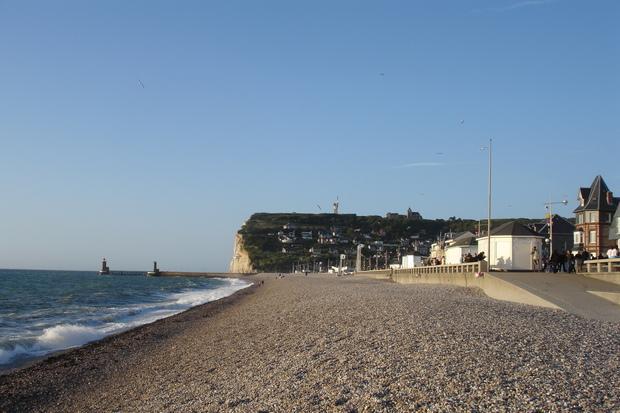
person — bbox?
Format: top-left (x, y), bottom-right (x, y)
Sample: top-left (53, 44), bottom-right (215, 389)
top-left (558, 250), bottom-right (567, 273)
top-left (566, 250), bottom-right (576, 273)
top-left (541, 248), bottom-right (549, 272)
top-left (550, 250), bottom-right (560, 273)
top-left (531, 246), bottom-right (540, 271)
top-left (581, 249), bottom-right (591, 262)
top-left (575, 249), bottom-right (584, 272)
top-left (610, 247), bottom-right (619, 259)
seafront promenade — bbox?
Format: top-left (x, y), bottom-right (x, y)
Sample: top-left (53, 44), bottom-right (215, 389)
top-left (357, 265), bottom-right (620, 322)
top-left (1, 274), bottom-right (618, 412)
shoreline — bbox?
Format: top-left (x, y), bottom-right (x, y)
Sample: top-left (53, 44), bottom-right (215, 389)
top-left (0, 273), bottom-right (253, 375)
top-left (0, 279), bottom-right (257, 378)
top-left (2, 274), bottom-right (619, 412)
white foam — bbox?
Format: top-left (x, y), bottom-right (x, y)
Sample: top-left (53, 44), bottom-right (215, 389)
top-left (0, 344), bottom-right (29, 365)
top-left (37, 324), bottom-right (105, 350)
top-left (0, 278), bottom-right (252, 366)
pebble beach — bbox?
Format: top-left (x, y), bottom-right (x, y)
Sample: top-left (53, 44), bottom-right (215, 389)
top-left (1, 274), bottom-right (619, 412)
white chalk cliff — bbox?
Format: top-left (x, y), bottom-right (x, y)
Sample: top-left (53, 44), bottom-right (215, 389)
top-left (229, 233), bottom-right (255, 274)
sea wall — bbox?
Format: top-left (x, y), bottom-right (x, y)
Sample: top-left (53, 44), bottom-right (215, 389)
top-left (390, 272), bottom-right (560, 310)
top-left (229, 233), bottom-right (255, 274)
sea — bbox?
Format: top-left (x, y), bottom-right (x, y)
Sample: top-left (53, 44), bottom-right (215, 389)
top-left (0, 269), bottom-right (250, 369)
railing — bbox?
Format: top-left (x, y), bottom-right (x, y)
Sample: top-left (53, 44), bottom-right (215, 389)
top-left (585, 258), bottom-right (620, 273)
top-left (392, 260), bottom-right (488, 277)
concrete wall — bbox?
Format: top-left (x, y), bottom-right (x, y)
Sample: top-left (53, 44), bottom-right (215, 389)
top-left (391, 271), bottom-right (559, 309)
top-left (355, 270), bottom-right (392, 280)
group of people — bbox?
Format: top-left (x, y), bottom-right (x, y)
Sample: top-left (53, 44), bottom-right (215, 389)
top-left (531, 245), bottom-right (619, 273)
top-left (462, 252), bottom-right (486, 263)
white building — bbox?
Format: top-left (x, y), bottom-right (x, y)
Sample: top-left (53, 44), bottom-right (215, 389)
top-left (401, 254), bottom-right (424, 269)
top-left (477, 221), bottom-right (544, 271)
top-left (445, 233), bottom-right (478, 264)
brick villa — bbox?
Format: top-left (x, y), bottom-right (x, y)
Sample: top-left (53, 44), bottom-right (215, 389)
top-left (573, 175), bottom-right (619, 256)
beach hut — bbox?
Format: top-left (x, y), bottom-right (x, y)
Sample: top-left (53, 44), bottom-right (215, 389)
top-left (477, 221), bottom-right (544, 271)
top-left (444, 233), bottom-right (478, 264)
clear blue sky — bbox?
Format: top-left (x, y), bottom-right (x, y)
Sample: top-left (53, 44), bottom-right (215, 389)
top-left (1, 0), bottom-right (618, 271)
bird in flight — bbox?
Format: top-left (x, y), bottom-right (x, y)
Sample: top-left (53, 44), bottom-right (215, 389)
top-left (460, 119), bottom-right (465, 124)
top-left (138, 79), bottom-right (145, 89)
top-left (379, 73), bottom-right (385, 76)
top-left (435, 152), bottom-right (444, 155)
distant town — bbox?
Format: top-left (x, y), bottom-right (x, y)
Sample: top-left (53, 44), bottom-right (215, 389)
top-left (231, 175), bottom-right (620, 274)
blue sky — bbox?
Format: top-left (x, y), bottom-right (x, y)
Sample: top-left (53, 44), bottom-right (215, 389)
top-left (1, 0), bottom-right (618, 271)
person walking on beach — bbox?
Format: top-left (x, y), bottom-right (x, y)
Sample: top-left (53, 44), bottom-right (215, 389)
top-left (531, 246), bottom-right (540, 271)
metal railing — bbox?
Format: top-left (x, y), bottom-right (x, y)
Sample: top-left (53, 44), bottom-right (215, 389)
top-left (585, 258), bottom-right (620, 273)
top-left (392, 260), bottom-right (488, 277)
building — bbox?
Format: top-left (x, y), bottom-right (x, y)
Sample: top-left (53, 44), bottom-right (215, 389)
top-left (444, 233), bottom-right (478, 264)
top-left (529, 215), bottom-right (575, 253)
top-left (407, 208), bottom-right (423, 220)
top-left (477, 221), bottom-right (544, 271)
top-left (573, 175), bottom-right (619, 256)
top-left (401, 254), bottom-right (424, 269)
top-left (610, 204), bottom-right (620, 248)
top-left (386, 208), bottom-right (423, 220)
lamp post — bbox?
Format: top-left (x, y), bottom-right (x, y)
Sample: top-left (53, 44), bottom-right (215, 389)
top-left (544, 199), bottom-right (568, 254)
top-left (481, 139), bottom-right (493, 268)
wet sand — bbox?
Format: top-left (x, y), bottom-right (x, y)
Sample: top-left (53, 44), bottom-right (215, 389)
top-left (1, 274), bottom-right (619, 412)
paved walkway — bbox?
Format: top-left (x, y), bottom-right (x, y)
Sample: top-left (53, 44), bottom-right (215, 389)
top-left (494, 272), bottom-right (620, 322)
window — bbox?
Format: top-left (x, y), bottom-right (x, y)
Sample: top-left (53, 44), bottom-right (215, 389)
top-left (589, 230), bottom-right (597, 244)
top-left (573, 231), bottom-right (583, 245)
top-left (587, 211), bottom-right (598, 223)
top-left (576, 214), bottom-right (583, 224)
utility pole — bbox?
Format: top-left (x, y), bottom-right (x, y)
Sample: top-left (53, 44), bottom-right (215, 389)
top-left (487, 138), bottom-right (492, 269)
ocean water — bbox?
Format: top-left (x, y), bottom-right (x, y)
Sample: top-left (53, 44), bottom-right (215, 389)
top-left (0, 269), bottom-right (250, 368)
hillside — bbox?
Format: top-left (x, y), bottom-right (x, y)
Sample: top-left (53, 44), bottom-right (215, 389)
top-left (233, 213), bottom-right (542, 273)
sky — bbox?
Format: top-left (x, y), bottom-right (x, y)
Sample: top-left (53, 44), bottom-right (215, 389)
top-left (0, 0), bottom-right (618, 271)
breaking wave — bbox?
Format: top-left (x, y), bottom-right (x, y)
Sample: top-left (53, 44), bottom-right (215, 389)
top-left (0, 277), bottom-right (251, 367)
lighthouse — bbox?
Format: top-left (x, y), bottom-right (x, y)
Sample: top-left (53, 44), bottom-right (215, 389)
top-left (99, 258), bottom-right (110, 275)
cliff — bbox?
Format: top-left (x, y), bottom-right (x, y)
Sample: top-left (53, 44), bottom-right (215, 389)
top-left (229, 233), bottom-right (255, 274)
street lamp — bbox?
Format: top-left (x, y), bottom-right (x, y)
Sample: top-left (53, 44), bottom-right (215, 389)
top-left (544, 199), bottom-right (568, 254)
top-left (481, 139), bottom-right (493, 268)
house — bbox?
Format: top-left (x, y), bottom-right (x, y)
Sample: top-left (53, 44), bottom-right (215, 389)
top-left (529, 215), bottom-right (575, 253)
top-left (407, 208), bottom-right (423, 220)
top-left (445, 232), bottom-right (478, 264)
top-left (573, 175), bottom-right (619, 256)
top-left (477, 221), bottom-right (544, 270)
top-left (301, 231), bottom-right (313, 240)
top-left (610, 204), bottom-right (620, 247)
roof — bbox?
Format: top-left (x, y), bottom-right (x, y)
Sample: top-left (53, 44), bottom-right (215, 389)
top-left (449, 235), bottom-right (478, 247)
top-left (478, 221), bottom-right (542, 238)
top-left (574, 175), bottom-right (619, 213)
top-left (534, 215), bottom-right (575, 236)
